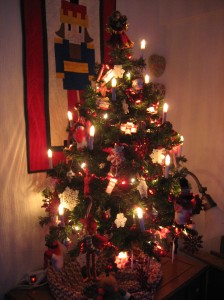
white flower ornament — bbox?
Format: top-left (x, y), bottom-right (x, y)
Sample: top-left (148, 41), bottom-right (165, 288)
top-left (114, 213), bottom-right (127, 228)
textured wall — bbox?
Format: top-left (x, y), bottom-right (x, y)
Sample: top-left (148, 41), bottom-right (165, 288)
top-left (117, 0), bottom-right (224, 251)
top-left (0, 0), bottom-right (47, 298)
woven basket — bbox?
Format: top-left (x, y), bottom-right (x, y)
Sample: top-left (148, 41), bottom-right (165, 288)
top-left (47, 256), bottom-right (162, 300)
top-left (47, 258), bottom-right (88, 300)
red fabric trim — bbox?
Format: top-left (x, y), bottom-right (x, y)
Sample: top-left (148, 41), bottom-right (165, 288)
top-left (23, 0), bottom-right (49, 172)
top-left (102, 0), bottom-right (116, 64)
top-left (67, 90), bottom-right (84, 110)
top-left (52, 151), bottom-right (66, 167)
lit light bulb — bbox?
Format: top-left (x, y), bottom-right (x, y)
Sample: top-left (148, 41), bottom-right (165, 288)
top-left (180, 135), bottom-right (184, 144)
top-left (164, 155), bottom-right (170, 178)
top-left (47, 149), bottom-right (53, 169)
top-left (81, 162), bottom-right (86, 169)
top-left (165, 154), bottom-right (171, 166)
top-left (112, 78), bottom-right (117, 87)
top-left (67, 111), bottom-right (72, 121)
top-left (47, 149), bottom-right (52, 158)
top-left (147, 106), bottom-right (155, 113)
top-left (136, 207), bottom-right (143, 218)
top-left (140, 39), bottom-right (146, 49)
top-left (58, 204), bottom-right (64, 215)
top-left (126, 72), bottom-right (131, 80)
top-left (163, 103), bottom-right (168, 113)
top-left (90, 125), bottom-right (95, 137)
top-left (144, 74), bottom-right (150, 84)
top-left (111, 78), bottom-right (117, 101)
top-left (163, 103), bottom-right (169, 122)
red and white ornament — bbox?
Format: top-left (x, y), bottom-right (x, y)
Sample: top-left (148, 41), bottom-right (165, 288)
top-left (120, 122), bottom-right (137, 134)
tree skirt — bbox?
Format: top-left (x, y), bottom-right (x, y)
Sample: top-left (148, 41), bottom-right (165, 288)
top-left (47, 258), bottom-right (162, 299)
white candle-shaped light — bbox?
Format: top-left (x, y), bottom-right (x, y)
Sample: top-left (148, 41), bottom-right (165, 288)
top-left (136, 207), bottom-right (145, 232)
top-left (144, 74), bottom-right (150, 84)
top-left (164, 154), bottom-right (170, 178)
top-left (47, 149), bottom-right (53, 169)
top-left (140, 39), bottom-right (146, 50)
top-left (140, 39), bottom-right (146, 58)
top-left (89, 125), bottom-right (95, 150)
top-left (163, 103), bottom-right (168, 122)
top-left (111, 78), bottom-right (117, 101)
top-left (58, 204), bottom-right (65, 227)
top-left (67, 111), bottom-right (73, 127)
top-left (178, 136), bottom-right (184, 157)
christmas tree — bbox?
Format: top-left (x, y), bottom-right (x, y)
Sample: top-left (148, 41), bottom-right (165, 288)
top-left (40, 11), bottom-right (203, 278)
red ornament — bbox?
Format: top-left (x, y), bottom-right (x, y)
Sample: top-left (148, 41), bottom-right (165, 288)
top-left (84, 174), bottom-right (92, 197)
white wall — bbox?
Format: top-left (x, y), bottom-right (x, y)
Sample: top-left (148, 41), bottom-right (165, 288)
top-left (117, 0), bottom-right (224, 252)
top-left (0, 0), bottom-right (224, 298)
top-left (0, 0), bottom-right (47, 298)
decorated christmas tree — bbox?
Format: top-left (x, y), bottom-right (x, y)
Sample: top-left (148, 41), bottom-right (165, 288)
top-left (40, 11), bottom-right (204, 285)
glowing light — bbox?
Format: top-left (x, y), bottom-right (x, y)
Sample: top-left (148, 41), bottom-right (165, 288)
top-left (67, 111), bottom-right (72, 121)
top-left (58, 204), bottom-right (64, 216)
top-left (147, 106), bottom-right (155, 113)
top-left (90, 125), bottom-right (95, 137)
top-left (131, 178), bottom-right (135, 184)
top-left (47, 149), bottom-right (53, 169)
top-left (164, 154), bottom-right (170, 178)
top-left (103, 113), bottom-right (108, 119)
top-left (126, 72), bottom-right (131, 80)
top-left (81, 162), bottom-right (86, 169)
top-left (144, 74), bottom-right (150, 84)
top-left (163, 103), bottom-right (168, 113)
top-left (118, 251), bottom-right (128, 259)
top-left (136, 207), bottom-right (143, 218)
top-left (115, 251), bottom-right (129, 269)
top-left (165, 154), bottom-right (171, 166)
top-left (140, 39), bottom-right (146, 49)
top-left (47, 149), bottom-right (52, 158)
top-left (111, 78), bottom-right (117, 87)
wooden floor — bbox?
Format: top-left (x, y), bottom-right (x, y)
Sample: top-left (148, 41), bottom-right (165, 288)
top-left (154, 254), bottom-right (207, 299)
